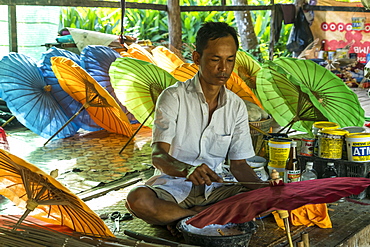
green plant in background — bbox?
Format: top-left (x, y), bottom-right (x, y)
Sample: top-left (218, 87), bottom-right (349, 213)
top-left (59, 0), bottom-right (293, 61)
top-left (125, 9), bottom-right (168, 42)
top-left (60, 7), bottom-right (121, 34)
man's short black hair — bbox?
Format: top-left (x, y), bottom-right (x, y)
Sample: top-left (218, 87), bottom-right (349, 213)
top-left (195, 22), bottom-right (239, 55)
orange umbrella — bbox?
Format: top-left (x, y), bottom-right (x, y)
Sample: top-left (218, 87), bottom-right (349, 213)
top-left (121, 44), bottom-right (184, 73)
top-left (120, 43), bottom-right (155, 64)
top-left (47, 56), bottom-right (133, 144)
top-left (151, 46), bottom-right (185, 73)
top-left (233, 50), bottom-right (262, 95)
top-left (170, 63), bottom-right (263, 108)
top-left (0, 149), bottom-right (114, 237)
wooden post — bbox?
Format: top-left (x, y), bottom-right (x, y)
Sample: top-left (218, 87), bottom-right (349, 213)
top-left (8, 4), bottom-right (18, 53)
top-left (167, 0), bottom-right (182, 52)
top-left (269, 0), bottom-right (275, 60)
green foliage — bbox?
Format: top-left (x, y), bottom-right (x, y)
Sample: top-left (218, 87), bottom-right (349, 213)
top-left (59, 0), bottom-right (294, 61)
top-left (59, 7), bottom-right (121, 34)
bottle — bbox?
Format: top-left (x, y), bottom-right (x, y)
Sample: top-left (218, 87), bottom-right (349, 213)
top-left (301, 162), bottom-right (318, 181)
top-left (285, 141), bottom-right (301, 183)
top-left (318, 40), bottom-right (327, 60)
top-left (322, 162), bottom-right (338, 178)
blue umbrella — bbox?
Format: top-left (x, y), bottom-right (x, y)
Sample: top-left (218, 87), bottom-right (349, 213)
top-left (0, 53), bottom-right (79, 139)
top-left (80, 45), bottom-right (138, 124)
top-left (38, 47), bottom-right (102, 132)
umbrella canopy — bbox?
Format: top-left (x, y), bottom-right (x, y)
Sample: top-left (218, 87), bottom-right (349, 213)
top-left (257, 60), bottom-right (328, 134)
top-left (38, 47), bottom-right (102, 132)
top-left (79, 45), bottom-right (137, 124)
top-left (0, 149), bottom-right (114, 237)
top-left (273, 58), bottom-right (365, 128)
top-left (109, 57), bottom-right (178, 128)
top-left (51, 56), bottom-right (133, 137)
top-left (0, 53), bottom-right (79, 139)
top-left (120, 44), bottom-right (185, 73)
top-left (233, 51), bottom-right (261, 95)
top-left (170, 63), bottom-right (263, 108)
top-left (186, 177), bottom-right (370, 228)
top-left (150, 46), bottom-right (185, 73)
top-left (120, 43), bottom-right (155, 64)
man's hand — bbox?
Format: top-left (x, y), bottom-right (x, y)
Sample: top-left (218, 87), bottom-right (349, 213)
top-left (186, 163), bottom-right (223, 186)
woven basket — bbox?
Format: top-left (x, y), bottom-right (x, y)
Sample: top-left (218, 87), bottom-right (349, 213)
top-left (249, 117), bottom-right (274, 156)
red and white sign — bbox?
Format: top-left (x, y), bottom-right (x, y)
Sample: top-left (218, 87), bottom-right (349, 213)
top-left (310, 0), bottom-right (370, 63)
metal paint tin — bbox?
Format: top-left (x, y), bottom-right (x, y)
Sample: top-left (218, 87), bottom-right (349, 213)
top-left (346, 133), bottom-right (370, 162)
top-left (318, 129), bottom-right (349, 159)
top-left (300, 138), bottom-right (315, 156)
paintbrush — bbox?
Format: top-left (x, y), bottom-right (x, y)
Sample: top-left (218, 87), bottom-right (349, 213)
top-left (220, 181), bottom-right (270, 185)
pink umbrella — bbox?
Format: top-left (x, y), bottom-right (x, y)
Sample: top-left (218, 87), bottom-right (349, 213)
top-left (186, 177), bottom-right (370, 228)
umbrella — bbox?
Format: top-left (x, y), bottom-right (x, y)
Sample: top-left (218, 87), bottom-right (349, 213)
top-left (48, 56), bottom-right (133, 143)
top-left (109, 57), bottom-right (178, 153)
top-left (150, 46), bottom-right (185, 73)
top-left (186, 177), bottom-right (370, 228)
top-left (170, 63), bottom-right (263, 108)
top-left (121, 44), bottom-right (185, 73)
top-left (80, 45), bottom-right (137, 124)
top-left (0, 149), bottom-right (114, 237)
top-left (120, 43), bottom-right (155, 64)
top-left (256, 60), bottom-right (327, 134)
top-left (38, 47), bottom-right (102, 132)
top-left (273, 58), bottom-right (365, 129)
top-left (109, 57), bottom-right (178, 128)
top-left (0, 53), bottom-right (79, 139)
top-left (233, 50), bottom-right (262, 95)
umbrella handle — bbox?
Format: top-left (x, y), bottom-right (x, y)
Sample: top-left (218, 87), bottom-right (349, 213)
top-left (1, 115), bottom-right (15, 128)
top-left (43, 104), bottom-right (86, 146)
top-left (277, 210), bottom-right (294, 247)
top-left (119, 108), bottom-right (155, 154)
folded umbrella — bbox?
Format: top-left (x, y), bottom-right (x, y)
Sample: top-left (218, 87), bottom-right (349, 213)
top-left (186, 177), bottom-right (370, 228)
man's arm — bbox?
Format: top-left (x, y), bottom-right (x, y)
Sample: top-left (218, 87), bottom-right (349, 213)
top-left (230, 159), bottom-right (269, 189)
top-left (152, 142), bottom-right (223, 186)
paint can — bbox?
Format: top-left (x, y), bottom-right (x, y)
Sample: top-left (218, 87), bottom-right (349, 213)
top-left (268, 138), bottom-right (291, 169)
top-left (246, 156), bottom-right (268, 181)
top-left (313, 121), bottom-right (339, 156)
top-left (341, 126), bottom-right (366, 134)
top-left (300, 138), bottom-right (315, 156)
top-left (346, 133), bottom-right (370, 162)
top-left (318, 129), bottom-right (349, 159)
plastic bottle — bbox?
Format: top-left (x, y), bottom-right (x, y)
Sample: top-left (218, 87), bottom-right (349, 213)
top-left (285, 141), bottom-right (301, 183)
top-left (322, 162), bottom-right (338, 178)
top-left (301, 162), bottom-right (318, 181)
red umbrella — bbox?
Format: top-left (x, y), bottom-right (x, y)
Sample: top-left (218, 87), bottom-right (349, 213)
top-left (186, 177), bottom-right (370, 228)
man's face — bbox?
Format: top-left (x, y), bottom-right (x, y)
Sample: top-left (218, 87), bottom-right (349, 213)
top-left (193, 35), bottom-right (237, 87)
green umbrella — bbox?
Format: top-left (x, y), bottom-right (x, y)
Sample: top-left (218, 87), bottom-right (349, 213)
top-left (109, 57), bottom-right (178, 128)
top-left (109, 57), bottom-right (178, 153)
top-left (257, 60), bottom-right (326, 135)
top-left (274, 58), bottom-right (365, 128)
top-left (257, 58), bottom-right (365, 134)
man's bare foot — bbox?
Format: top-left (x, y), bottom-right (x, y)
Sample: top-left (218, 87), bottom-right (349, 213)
top-left (167, 222), bottom-right (183, 238)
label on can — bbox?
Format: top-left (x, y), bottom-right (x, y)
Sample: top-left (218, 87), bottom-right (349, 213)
top-left (300, 138), bottom-right (315, 156)
top-left (319, 134), bottom-right (344, 159)
top-left (346, 134), bottom-right (370, 162)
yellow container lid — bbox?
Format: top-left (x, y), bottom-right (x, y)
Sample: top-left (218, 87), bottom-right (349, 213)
top-left (346, 133), bottom-right (370, 138)
top-left (268, 138), bottom-right (292, 145)
top-left (313, 121), bottom-right (339, 129)
top-left (320, 128), bottom-right (349, 136)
